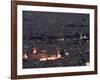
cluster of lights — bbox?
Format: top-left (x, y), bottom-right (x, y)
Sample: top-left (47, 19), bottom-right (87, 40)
top-left (23, 48), bottom-right (63, 61)
top-left (40, 53), bottom-right (62, 61)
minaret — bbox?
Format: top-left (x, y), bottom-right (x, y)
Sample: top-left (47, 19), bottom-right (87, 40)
top-left (80, 33), bottom-right (83, 40)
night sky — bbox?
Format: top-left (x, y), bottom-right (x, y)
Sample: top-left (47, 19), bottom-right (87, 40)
top-left (23, 11), bottom-right (89, 40)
